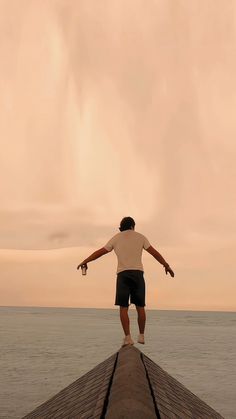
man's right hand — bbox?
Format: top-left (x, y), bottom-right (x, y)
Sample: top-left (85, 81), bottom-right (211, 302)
top-left (165, 266), bottom-right (174, 277)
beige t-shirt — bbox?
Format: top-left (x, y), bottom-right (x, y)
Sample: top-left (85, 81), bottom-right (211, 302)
top-left (104, 230), bottom-right (151, 274)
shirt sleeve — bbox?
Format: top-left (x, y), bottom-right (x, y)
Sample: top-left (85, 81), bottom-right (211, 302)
top-left (143, 235), bottom-right (151, 250)
top-left (104, 236), bottom-right (115, 252)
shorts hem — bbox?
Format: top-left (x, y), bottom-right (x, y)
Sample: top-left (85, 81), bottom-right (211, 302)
top-left (114, 302), bottom-right (145, 307)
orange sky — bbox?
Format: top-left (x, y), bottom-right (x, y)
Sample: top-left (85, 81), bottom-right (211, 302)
top-left (0, 1), bottom-right (235, 311)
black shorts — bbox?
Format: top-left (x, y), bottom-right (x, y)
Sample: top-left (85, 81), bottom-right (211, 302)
top-left (115, 270), bottom-right (145, 307)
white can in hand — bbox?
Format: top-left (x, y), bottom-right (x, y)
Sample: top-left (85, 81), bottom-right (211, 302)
top-left (81, 264), bottom-right (87, 275)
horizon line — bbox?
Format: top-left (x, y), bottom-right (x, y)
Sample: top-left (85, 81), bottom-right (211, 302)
top-left (0, 305), bottom-right (235, 313)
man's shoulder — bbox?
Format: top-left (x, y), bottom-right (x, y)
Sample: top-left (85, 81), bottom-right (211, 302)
top-left (134, 231), bottom-right (151, 245)
top-left (134, 231), bottom-right (146, 239)
top-left (109, 232), bottom-right (120, 241)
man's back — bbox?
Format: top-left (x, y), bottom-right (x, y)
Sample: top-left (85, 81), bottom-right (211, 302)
top-left (104, 230), bottom-right (151, 273)
top-left (77, 216), bottom-right (174, 346)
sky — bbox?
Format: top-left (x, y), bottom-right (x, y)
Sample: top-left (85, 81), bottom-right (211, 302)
top-left (0, 1), bottom-right (235, 311)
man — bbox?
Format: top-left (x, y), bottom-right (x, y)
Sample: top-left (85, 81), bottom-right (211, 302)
top-left (77, 216), bottom-right (174, 346)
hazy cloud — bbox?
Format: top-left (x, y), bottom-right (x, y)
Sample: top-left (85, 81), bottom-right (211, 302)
top-left (0, 1), bottom-right (235, 309)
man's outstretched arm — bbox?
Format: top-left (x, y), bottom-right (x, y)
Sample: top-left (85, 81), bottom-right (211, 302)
top-left (77, 247), bottom-right (109, 270)
top-left (145, 246), bottom-right (174, 277)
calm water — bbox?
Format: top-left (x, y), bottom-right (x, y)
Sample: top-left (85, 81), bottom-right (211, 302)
top-left (0, 307), bottom-right (235, 419)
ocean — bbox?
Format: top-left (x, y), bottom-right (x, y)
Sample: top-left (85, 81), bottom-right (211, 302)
top-left (0, 307), bottom-right (235, 419)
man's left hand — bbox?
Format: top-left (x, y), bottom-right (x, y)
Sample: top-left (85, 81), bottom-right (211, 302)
top-left (165, 266), bottom-right (175, 277)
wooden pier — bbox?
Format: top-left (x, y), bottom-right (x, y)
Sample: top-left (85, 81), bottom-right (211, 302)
top-left (22, 346), bottom-right (224, 418)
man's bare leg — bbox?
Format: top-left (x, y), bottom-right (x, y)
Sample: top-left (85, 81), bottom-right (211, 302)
top-left (120, 306), bottom-right (134, 346)
top-left (119, 306), bottom-right (130, 336)
top-left (136, 306), bottom-right (146, 334)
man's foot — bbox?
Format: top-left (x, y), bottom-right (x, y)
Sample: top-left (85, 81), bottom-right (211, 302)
top-left (137, 333), bottom-right (145, 344)
top-left (122, 334), bottom-right (134, 346)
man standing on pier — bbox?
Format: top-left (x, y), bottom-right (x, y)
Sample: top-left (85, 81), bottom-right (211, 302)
top-left (77, 217), bottom-right (174, 347)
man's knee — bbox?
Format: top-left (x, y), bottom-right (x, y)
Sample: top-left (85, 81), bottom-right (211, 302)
top-left (136, 305), bottom-right (145, 311)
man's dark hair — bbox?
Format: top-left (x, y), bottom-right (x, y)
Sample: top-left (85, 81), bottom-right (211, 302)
top-left (119, 217), bottom-right (135, 232)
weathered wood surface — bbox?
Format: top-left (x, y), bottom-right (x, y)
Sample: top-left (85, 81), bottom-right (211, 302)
top-left (142, 353), bottom-right (224, 419)
top-left (22, 353), bottom-right (117, 419)
top-left (22, 346), bottom-right (224, 419)
top-left (105, 345), bottom-right (157, 418)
